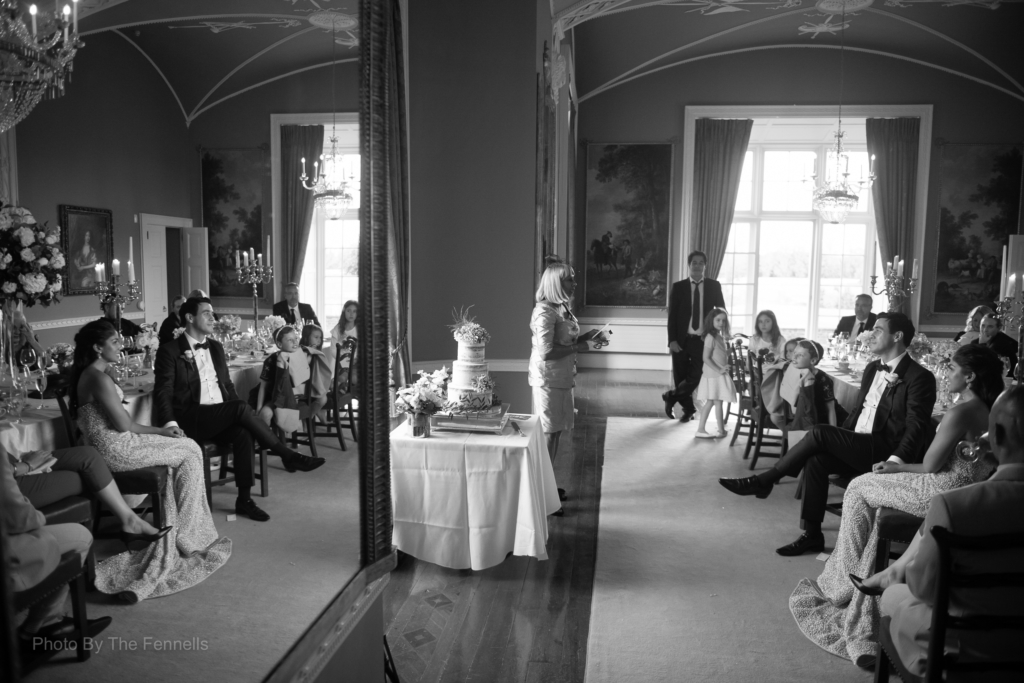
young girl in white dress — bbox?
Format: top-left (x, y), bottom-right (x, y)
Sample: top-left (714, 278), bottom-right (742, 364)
top-left (748, 309), bottom-right (786, 361)
top-left (695, 308), bottom-right (737, 439)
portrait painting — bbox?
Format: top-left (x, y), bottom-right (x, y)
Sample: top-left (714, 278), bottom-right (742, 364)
top-left (931, 143), bottom-right (1023, 314)
top-left (59, 205), bottom-right (113, 296)
top-left (583, 143), bottom-right (672, 308)
top-left (201, 148), bottom-right (267, 298)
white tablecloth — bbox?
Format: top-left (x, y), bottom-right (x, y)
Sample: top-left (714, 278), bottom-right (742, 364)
top-left (390, 414), bottom-right (561, 570)
top-left (0, 361), bottom-right (264, 456)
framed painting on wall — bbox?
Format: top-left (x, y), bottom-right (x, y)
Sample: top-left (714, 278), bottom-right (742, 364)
top-left (59, 205), bottom-right (112, 296)
top-left (929, 142), bottom-right (1023, 316)
top-left (201, 147), bottom-right (267, 298)
top-left (583, 143), bottom-right (672, 308)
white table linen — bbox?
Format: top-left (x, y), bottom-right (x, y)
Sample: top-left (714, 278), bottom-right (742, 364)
top-left (390, 414), bottom-right (561, 570)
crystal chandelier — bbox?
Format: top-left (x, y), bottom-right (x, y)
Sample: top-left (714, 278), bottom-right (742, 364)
top-left (0, 0), bottom-right (82, 134)
top-left (806, 2), bottom-right (874, 224)
top-left (300, 17), bottom-right (353, 221)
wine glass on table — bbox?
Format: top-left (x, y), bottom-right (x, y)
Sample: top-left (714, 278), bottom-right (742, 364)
top-left (127, 353), bottom-right (143, 391)
top-left (7, 383), bottom-right (27, 424)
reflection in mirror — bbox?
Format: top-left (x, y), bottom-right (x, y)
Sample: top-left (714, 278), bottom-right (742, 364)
top-left (0, 0), bottom-right (371, 681)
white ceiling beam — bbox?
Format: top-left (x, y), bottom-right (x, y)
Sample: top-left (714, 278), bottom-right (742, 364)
top-left (112, 29), bottom-right (189, 124)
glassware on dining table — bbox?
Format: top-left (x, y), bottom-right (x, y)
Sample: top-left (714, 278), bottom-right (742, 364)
top-left (31, 370), bottom-right (47, 409)
top-left (954, 432), bottom-right (989, 463)
top-left (6, 383), bottom-right (27, 424)
top-left (126, 353), bottom-right (143, 390)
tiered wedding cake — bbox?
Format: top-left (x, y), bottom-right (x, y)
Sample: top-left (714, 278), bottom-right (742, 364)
top-left (444, 309), bottom-right (501, 416)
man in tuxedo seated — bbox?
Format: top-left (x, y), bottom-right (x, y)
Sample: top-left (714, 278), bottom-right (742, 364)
top-left (273, 282), bottom-right (320, 327)
top-left (833, 293), bottom-right (877, 339)
top-left (154, 297), bottom-right (325, 522)
top-left (719, 312), bottom-right (936, 555)
top-left (663, 250), bottom-right (726, 421)
top-left (879, 385), bottom-right (1024, 678)
top-left (973, 313), bottom-right (1017, 378)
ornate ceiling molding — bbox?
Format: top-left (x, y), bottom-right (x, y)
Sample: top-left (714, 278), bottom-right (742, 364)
top-left (113, 29), bottom-right (189, 123)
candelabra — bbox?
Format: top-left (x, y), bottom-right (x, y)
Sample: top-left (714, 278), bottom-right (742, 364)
top-left (871, 271), bottom-right (917, 313)
top-left (94, 275), bottom-right (140, 337)
top-left (995, 292), bottom-right (1023, 383)
top-left (237, 262), bottom-right (273, 330)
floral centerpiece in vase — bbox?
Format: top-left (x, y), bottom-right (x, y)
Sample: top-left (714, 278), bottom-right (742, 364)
top-left (0, 204), bottom-right (65, 378)
top-left (212, 314), bottom-right (242, 350)
top-left (394, 367), bottom-right (450, 437)
top-left (48, 342), bottom-right (74, 373)
top-left (133, 324), bottom-right (161, 369)
top-left (907, 333), bottom-right (932, 363)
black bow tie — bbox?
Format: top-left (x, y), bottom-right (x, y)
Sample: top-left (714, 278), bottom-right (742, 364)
top-left (877, 361), bottom-right (890, 372)
top-left (193, 342), bottom-right (209, 350)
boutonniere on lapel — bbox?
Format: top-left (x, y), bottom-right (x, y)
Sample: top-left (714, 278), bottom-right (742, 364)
top-left (183, 349), bottom-right (196, 368)
top-left (882, 369), bottom-right (902, 390)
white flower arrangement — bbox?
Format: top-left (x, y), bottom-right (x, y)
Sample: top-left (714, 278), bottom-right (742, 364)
top-left (262, 314), bottom-right (286, 332)
top-left (48, 342), bottom-right (73, 357)
top-left (908, 333), bottom-right (933, 362)
top-left (394, 367), bottom-right (451, 416)
top-left (213, 313), bottom-right (242, 337)
top-left (0, 204), bottom-right (64, 307)
top-left (855, 330), bottom-right (874, 347)
top-left (449, 306), bottom-right (491, 345)
top-left (172, 327), bottom-right (186, 339)
top-left (470, 375), bottom-right (496, 393)
top-left (134, 327), bottom-right (161, 355)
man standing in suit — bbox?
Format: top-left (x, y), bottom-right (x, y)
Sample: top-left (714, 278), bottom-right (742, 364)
top-left (833, 294), bottom-right (877, 339)
top-left (880, 385), bottom-right (1024, 676)
top-left (973, 313), bottom-right (1018, 378)
top-left (273, 282), bottom-right (321, 327)
top-left (664, 251), bottom-right (726, 421)
top-left (719, 312), bottom-right (937, 555)
top-left (154, 297), bottom-right (325, 522)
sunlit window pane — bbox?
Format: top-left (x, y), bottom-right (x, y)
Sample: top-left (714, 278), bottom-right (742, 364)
top-left (762, 151), bottom-right (815, 211)
top-left (817, 223), bottom-right (868, 341)
top-left (758, 221), bottom-right (812, 333)
top-left (734, 151), bottom-right (753, 212)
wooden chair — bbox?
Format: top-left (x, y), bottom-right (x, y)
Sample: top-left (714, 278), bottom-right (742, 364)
top-left (202, 435), bottom-right (267, 504)
top-left (873, 507), bottom-right (925, 573)
top-left (875, 526), bottom-right (1024, 683)
top-left (746, 351), bottom-right (788, 470)
top-left (306, 338), bottom-right (358, 451)
top-left (53, 388), bottom-right (166, 531)
top-left (727, 341), bottom-right (756, 452)
top-left (13, 551), bottom-right (97, 673)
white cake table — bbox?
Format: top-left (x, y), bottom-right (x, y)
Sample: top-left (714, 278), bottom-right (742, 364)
top-left (390, 414), bottom-right (561, 570)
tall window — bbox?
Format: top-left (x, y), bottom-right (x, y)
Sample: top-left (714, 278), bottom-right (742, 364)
top-left (299, 126), bottom-right (360, 333)
top-left (720, 137), bottom-right (887, 343)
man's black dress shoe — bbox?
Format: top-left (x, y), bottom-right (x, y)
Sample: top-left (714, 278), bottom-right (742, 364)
top-left (22, 615), bottom-right (112, 652)
top-left (679, 410), bottom-right (695, 423)
top-left (661, 391), bottom-right (676, 419)
top-left (557, 488), bottom-right (568, 502)
top-left (849, 574), bottom-right (884, 596)
top-left (775, 532), bottom-right (825, 556)
top-left (718, 476), bottom-right (774, 499)
top-left (281, 452), bottom-right (326, 473)
top-left (236, 498), bottom-right (271, 521)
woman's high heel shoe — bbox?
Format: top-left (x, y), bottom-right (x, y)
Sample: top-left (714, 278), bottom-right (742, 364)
top-left (120, 526), bottom-right (172, 548)
top-left (849, 573), bottom-right (884, 597)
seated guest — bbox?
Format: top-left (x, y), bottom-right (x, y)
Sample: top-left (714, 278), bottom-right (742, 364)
top-left (327, 300), bottom-right (359, 389)
top-left (273, 282), bottom-right (320, 327)
top-left (254, 325), bottom-right (331, 433)
top-left (186, 288), bottom-right (207, 299)
top-left (871, 385), bottom-right (1024, 679)
top-left (953, 305), bottom-right (993, 345)
top-left (833, 294), bottom-right (877, 339)
top-left (973, 313), bottom-right (1017, 378)
top-left (3, 456), bottom-right (109, 651)
top-left (719, 313), bottom-right (937, 556)
top-left (763, 340), bottom-right (843, 431)
top-left (789, 344), bottom-right (1003, 669)
top-left (748, 309), bottom-right (786, 360)
top-left (158, 295), bottom-right (185, 345)
top-left (154, 297), bottom-right (326, 523)
top-left (98, 300), bottom-right (142, 342)
top-left (782, 336), bottom-right (805, 362)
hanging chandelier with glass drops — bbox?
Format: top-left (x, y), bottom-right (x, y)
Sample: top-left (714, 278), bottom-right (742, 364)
top-left (300, 16), bottom-right (353, 221)
top-left (806, 2), bottom-right (875, 225)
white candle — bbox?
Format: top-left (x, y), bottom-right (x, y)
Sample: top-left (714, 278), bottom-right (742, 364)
top-left (243, 251), bottom-right (249, 267)
top-left (911, 259), bottom-right (919, 279)
top-left (29, 5), bottom-right (37, 36)
top-left (257, 253), bottom-right (263, 267)
top-left (871, 253), bottom-right (877, 278)
top-left (112, 259), bottom-right (120, 276)
top-left (249, 247), bottom-right (255, 264)
top-left (128, 236), bottom-right (133, 279)
top-left (94, 263), bottom-right (101, 281)
top-left (1008, 273), bottom-right (1017, 299)
top-left (62, 4), bottom-right (69, 40)
top-left (128, 259), bottom-right (135, 282)
top-left (266, 236), bottom-right (271, 268)
top-left (897, 260), bottom-right (904, 277)
top-left (72, 0), bottom-right (77, 34)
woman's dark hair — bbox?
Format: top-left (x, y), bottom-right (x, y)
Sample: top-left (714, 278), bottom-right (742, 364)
top-left (700, 308), bottom-right (729, 340)
top-left (952, 344), bottom-right (1005, 410)
top-left (340, 300), bottom-right (359, 328)
top-left (69, 319), bottom-right (119, 418)
top-left (754, 309), bottom-right (782, 346)
top-left (300, 324), bottom-right (323, 347)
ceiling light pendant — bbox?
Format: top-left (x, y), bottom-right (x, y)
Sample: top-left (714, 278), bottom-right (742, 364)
top-left (806, 2), bottom-right (874, 224)
top-left (300, 24), bottom-right (351, 220)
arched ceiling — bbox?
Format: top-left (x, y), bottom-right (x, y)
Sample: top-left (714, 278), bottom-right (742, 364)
top-left (73, 0), bottom-right (358, 125)
top-left (553, 0), bottom-right (1024, 103)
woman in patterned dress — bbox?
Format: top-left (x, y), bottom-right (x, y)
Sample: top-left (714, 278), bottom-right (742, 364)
top-left (71, 319), bottom-right (231, 602)
top-left (788, 344), bottom-right (1004, 669)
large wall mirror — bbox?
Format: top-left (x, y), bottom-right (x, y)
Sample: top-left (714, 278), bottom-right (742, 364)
top-left (0, 0), bottom-right (400, 681)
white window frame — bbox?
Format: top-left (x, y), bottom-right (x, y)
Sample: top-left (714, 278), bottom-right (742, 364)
top-left (680, 105), bottom-right (933, 325)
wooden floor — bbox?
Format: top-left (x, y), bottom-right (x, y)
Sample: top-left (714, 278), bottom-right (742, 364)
top-left (382, 368), bottom-right (668, 683)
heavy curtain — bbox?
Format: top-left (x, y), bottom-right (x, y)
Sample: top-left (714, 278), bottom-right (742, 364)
top-left (690, 118), bottom-right (753, 279)
top-left (280, 124), bottom-right (323, 285)
top-left (866, 117), bottom-right (920, 313)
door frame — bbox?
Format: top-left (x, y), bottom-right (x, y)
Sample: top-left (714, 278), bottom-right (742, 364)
top-left (139, 212), bottom-right (193, 325)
